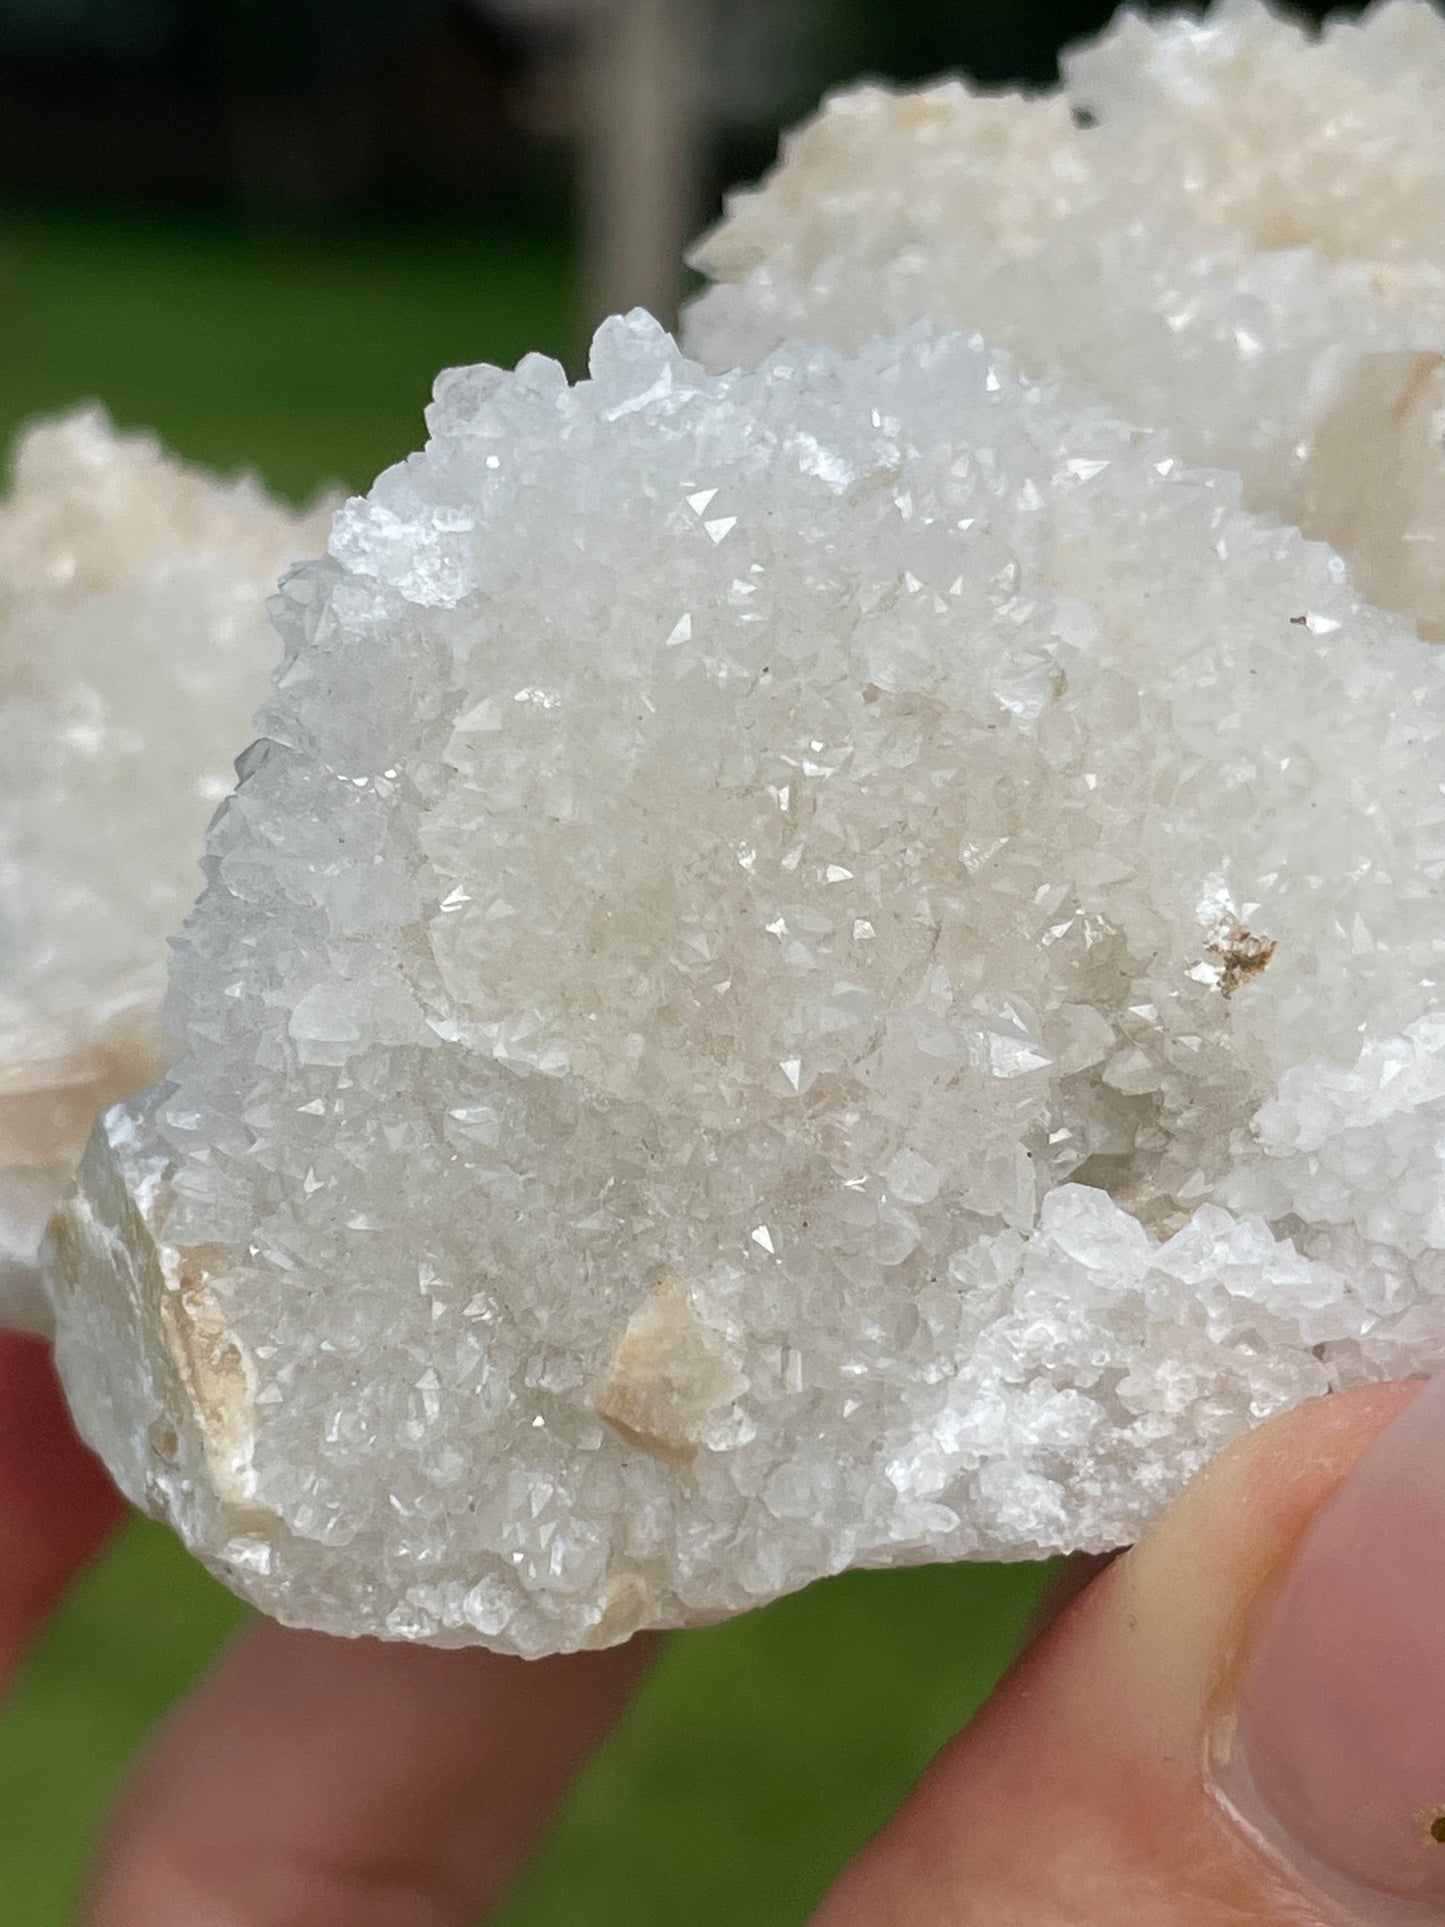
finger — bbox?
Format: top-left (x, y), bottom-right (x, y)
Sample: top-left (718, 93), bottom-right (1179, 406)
top-left (88, 1620), bottom-right (656, 1927)
top-left (815, 1378), bottom-right (1428, 1926)
top-left (0, 1330), bottom-right (124, 1688)
top-left (1025, 1549), bottom-right (1118, 1638)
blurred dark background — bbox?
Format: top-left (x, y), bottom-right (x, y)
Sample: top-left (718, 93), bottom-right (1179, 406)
top-left (0, 0), bottom-right (1367, 504)
top-left (0, 0), bottom-right (1366, 508)
top-left (0, 0), bottom-right (1360, 217)
top-left (0, 4), bottom-right (1377, 1924)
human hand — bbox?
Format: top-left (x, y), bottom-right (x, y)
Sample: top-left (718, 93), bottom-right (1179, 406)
top-left (3, 1327), bottom-right (1438, 1925)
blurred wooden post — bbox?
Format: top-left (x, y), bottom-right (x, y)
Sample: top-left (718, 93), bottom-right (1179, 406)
top-left (581, 0), bottom-right (707, 335)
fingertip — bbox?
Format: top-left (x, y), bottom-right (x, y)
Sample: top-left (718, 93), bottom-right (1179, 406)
top-left (815, 1382), bottom-right (1422, 1925)
top-left (0, 1330), bottom-right (124, 1681)
top-left (88, 1621), bottom-right (657, 1927)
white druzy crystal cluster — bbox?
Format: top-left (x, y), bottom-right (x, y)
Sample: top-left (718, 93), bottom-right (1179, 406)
top-left (21, 0), bottom-right (1445, 1658)
top-left (0, 410), bottom-right (328, 1324)
top-left (50, 310), bottom-right (1445, 1657)
top-left (688, 0), bottom-right (1445, 639)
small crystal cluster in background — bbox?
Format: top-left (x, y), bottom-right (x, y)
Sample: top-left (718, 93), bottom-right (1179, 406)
top-left (25, 0), bottom-right (1445, 1659)
top-left (688, 0), bottom-right (1445, 639)
top-left (0, 411), bottom-right (329, 1324)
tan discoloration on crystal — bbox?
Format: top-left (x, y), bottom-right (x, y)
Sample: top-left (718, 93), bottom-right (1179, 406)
top-left (161, 1245), bottom-right (259, 1510)
top-left (0, 1017), bottom-right (166, 1168)
top-left (1208, 922), bottom-right (1277, 1000)
top-left (584, 1571), bottom-right (660, 1648)
top-left (1390, 350), bottom-right (1445, 425)
top-left (595, 1277), bottom-right (745, 1465)
top-left (46, 1136), bottom-right (263, 1522)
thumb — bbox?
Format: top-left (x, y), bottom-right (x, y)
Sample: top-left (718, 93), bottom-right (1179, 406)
top-left (815, 1377), bottom-right (1438, 1926)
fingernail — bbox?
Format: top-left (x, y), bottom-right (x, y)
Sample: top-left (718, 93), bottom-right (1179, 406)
top-left (1215, 1374), bottom-right (1445, 1922)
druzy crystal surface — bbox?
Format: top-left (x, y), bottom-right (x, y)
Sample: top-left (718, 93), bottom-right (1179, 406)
top-left (49, 318), bottom-right (1445, 1656)
top-left (687, 0), bottom-right (1445, 639)
top-left (0, 410), bottom-right (328, 1325)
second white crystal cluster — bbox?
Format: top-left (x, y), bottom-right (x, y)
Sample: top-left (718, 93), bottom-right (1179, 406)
top-left (0, 411), bottom-right (328, 1321)
top-left (688, 0), bottom-right (1445, 638)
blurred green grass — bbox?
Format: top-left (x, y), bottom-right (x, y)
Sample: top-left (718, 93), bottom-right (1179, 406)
top-left (0, 203), bottom-right (578, 499)
top-left (0, 204), bottom-right (1055, 1925)
top-left (5, 1522), bottom-right (1051, 1924)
